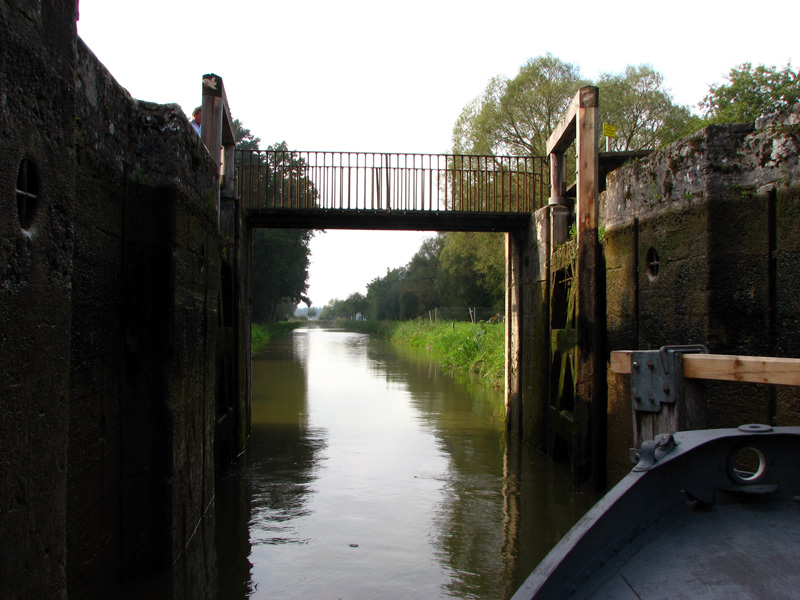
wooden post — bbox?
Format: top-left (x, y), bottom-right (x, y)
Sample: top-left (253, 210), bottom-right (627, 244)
top-left (506, 231), bottom-right (523, 437)
top-left (201, 73), bottom-right (237, 230)
top-left (544, 86), bottom-right (603, 486)
top-left (575, 87), bottom-right (599, 245)
top-left (575, 87), bottom-right (602, 486)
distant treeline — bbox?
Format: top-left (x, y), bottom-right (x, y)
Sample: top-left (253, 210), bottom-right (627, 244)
top-left (320, 232), bottom-right (504, 321)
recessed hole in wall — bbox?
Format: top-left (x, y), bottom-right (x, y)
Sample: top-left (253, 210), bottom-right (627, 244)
top-left (16, 159), bottom-right (40, 231)
top-left (645, 247), bottom-right (660, 281)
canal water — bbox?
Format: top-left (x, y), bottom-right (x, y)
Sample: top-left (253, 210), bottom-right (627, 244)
top-left (209, 326), bottom-right (600, 599)
top-left (131, 326), bottom-right (600, 599)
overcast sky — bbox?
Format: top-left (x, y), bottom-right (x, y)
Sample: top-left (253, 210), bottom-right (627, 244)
top-left (77, 0), bottom-right (796, 308)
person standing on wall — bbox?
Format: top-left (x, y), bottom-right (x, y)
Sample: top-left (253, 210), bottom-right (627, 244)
top-left (190, 107), bottom-right (201, 136)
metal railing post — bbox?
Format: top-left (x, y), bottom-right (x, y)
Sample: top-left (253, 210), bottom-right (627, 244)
top-left (235, 151), bottom-right (549, 217)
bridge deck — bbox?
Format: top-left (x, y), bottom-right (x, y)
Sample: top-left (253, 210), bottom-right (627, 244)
top-left (245, 207), bottom-right (533, 232)
top-left (237, 150), bottom-right (548, 231)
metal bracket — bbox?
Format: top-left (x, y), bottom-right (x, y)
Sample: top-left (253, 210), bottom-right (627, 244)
top-left (630, 345), bottom-right (708, 413)
top-left (630, 433), bottom-right (678, 471)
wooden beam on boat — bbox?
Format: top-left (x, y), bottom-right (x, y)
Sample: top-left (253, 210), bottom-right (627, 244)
top-left (611, 351), bottom-right (800, 386)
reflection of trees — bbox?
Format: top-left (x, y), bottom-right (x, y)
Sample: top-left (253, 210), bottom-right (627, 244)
top-left (208, 332), bottom-right (324, 598)
top-left (363, 339), bottom-right (599, 599)
top-left (211, 330), bottom-right (597, 600)
top-left (502, 435), bottom-right (601, 596)
top-left (366, 340), bottom-right (507, 597)
top-left (248, 332), bottom-right (326, 547)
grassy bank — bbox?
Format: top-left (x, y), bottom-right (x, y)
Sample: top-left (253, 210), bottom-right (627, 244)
top-left (251, 321), bottom-right (304, 354)
top-left (340, 319), bottom-right (505, 389)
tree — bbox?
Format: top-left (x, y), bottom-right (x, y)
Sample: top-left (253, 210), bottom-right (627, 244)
top-left (454, 55), bottom-right (699, 156)
top-left (598, 64), bottom-right (699, 150)
top-left (346, 293), bottom-right (369, 320)
top-left (236, 121), bottom-right (315, 322)
top-left (453, 53), bottom-right (586, 157)
top-left (439, 232), bottom-right (505, 309)
top-left (449, 55), bottom-right (585, 291)
top-left (366, 267), bottom-right (407, 321)
top-left (404, 235), bottom-right (447, 309)
top-left (701, 62), bottom-right (799, 123)
top-left (234, 119), bottom-right (260, 151)
top-left (251, 228), bottom-right (313, 322)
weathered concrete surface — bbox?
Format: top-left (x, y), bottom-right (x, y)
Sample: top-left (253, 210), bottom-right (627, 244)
top-left (0, 2), bottom-right (77, 598)
top-left (0, 2), bottom-right (243, 598)
top-left (68, 40), bottom-right (221, 596)
top-left (602, 104), bottom-right (800, 483)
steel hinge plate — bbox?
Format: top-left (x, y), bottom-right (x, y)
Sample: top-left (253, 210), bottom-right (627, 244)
top-left (630, 345), bottom-right (708, 413)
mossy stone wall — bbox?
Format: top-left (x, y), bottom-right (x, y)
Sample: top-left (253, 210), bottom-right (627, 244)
top-left (602, 106), bottom-right (800, 483)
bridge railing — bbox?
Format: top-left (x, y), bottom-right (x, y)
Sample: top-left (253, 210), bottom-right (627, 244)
top-left (236, 150), bottom-right (548, 214)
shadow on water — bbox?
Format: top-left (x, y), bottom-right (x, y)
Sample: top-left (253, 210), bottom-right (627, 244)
top-left (126, 326), bottom-right (600, 599)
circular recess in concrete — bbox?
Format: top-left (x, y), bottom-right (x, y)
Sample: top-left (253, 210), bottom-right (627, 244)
top-left (645, 247), bottom-right (660, 281)
top-left (16, 159), bottom-right (40, 231)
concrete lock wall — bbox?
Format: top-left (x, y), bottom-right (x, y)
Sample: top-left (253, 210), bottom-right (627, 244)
top-left (0, 2), bottom-right (247, 597)
top-left (0, 2), bottom-right (77, 598)
top-left (511, 105), bottom-right (800, 487)
top-left (70, 38), bottom-right (223, 595)
top-left (602, 105), bottom-right (800, 483)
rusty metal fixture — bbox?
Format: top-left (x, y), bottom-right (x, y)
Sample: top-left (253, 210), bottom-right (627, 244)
top-left (236, 150), bottom-right (548, 214)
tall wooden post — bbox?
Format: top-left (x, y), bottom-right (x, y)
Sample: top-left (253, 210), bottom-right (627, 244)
top-left (544, 86), bottom-right (604, 487)
top-left (200, 73), bottom-right (236, 229)
top-left (199, 73), bottom-right (251, 467)
top-left (506, 230), bottom-right (523, 437)
top-left (575, 87), bottom-right (604, 487)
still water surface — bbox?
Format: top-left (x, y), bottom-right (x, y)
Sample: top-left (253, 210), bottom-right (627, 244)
top-left (128, 326), bottom-right (601, 599)
top-left (217, 326), bottom-right (599, 599)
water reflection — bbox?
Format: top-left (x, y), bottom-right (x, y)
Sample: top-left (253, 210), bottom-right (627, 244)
top-left (129, 327), bottom-right (598, 598)
top-left (210, 327), bottom-right (601, 599)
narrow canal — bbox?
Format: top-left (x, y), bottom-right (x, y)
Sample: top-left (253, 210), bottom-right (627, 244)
top-left (208, 326), bottom-right (600, 599)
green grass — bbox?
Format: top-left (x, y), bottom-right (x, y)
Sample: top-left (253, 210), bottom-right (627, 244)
top-left (251, 321), bottom-right (304, 354)
top-left (337, 319), bottom-right (505, 389)
top-left (253, 318), bottom-right (506, 389)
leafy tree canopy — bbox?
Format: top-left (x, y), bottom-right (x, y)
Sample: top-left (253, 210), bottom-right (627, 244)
top-left (439, 232), bottom-right (504, 308)
top-left (321, 293), bottom-right (369, 320)
top-left (234, 119), bottom-right (260, 151)
top-left (236, 121), bottom-right (315, 323)
top-left (454, 54), bottom-right (696, 156)
top-left (453, 53), bottom-right (587, 156)
top-left (251, 228), bottom-right (313, 323)
top-left (598, 64), bottom-right (701, 151)
top-left (700, 62), bottom-right (799, 124)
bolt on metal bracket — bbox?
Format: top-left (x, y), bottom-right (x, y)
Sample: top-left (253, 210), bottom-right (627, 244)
top-left (630, 345), bottom-right (708, 413)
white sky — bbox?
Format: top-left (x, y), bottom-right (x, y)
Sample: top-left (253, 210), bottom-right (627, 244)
top-left (77, 0), bottom-right (796, 308)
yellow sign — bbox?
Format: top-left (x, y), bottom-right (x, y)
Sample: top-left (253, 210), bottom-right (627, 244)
top-left (603, 123), bottom-right (617, 138)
